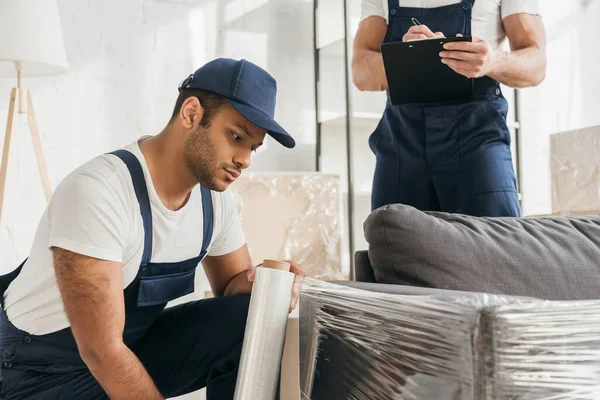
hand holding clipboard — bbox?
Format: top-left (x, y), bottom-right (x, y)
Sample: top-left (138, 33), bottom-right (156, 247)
top-left (381, 18), bottom-right (497, 105)
top-left (439, 34), bottom-right (498, 80)
top-left (407, 18), bottom-right (497, 79)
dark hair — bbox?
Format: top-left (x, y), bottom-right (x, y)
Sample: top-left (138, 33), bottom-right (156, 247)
top-left (170, 89), bottom-right (227, 127)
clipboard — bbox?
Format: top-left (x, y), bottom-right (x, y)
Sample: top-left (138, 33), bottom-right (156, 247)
top-left (381, 36), bottom-right (474, 105)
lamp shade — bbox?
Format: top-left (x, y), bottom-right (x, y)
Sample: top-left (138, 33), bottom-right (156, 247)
top-left (0, 0), bottom-right (69, 77)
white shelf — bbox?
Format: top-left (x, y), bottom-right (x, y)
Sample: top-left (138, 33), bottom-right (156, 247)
top-left (338, 187), bottom-right (372, 196)
top-left (222, 0), bottom-right (313, 33)
top-left (319, 112), bottom-right (378, 200)
top-left (354, 188), bottom-right (372, 198)
top-left (320, 111), bottom-right (381, 130)
top-left (316, 0), bottom-right (363, 48)
top-left (316, 0), bottom-right (382, 273)
top-left (319, 38), bottom-right (345, 58)
top-left (315, 0), bottom-right (345, 49)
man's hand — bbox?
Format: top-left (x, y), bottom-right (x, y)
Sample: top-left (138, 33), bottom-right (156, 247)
top-left (403, 25), bottom-right (444, 42)
top-left (247, 260), bottom-right (305, 312)
top-left (204, 245), bottom-right (305, 312)
top-left (439, 35), bottom-right (499, 78)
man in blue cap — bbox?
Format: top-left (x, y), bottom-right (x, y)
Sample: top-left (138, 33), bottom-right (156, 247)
top-left (0, 58), bottom-right (304, 399)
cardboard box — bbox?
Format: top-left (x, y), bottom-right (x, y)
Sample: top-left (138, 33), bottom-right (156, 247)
top-left (550, 125), bottom-right (600, 214)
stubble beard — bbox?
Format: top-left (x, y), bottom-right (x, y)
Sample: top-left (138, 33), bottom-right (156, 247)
top-left (184, 124), bottom-right (227, 192)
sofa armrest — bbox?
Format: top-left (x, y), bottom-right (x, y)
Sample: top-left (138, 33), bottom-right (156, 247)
top-left (354, 250), bottom-right (376, 283)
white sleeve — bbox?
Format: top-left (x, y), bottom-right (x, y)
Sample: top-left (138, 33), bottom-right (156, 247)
top-left (47, 171), bottom-right (128, 262)
top-left (207, 191), bottom-right (246, 257)
top-left (361, 0), bottom-right (387, 23)
top-left (501, 0), bottom-right (541, 20)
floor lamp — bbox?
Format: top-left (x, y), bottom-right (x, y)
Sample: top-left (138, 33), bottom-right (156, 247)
top-left (0, 0), bottom-right (68, 230)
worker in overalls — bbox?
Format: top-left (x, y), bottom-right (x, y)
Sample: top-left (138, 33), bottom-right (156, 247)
top-left (353, 0), bottom-right (546, 216)
top-left (0, 58), bottom-right (304, 399)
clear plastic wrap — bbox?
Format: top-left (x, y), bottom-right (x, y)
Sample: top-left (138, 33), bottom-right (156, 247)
top-left (230, 173), bottom-right (344, 280)
top-left (299, 279), bottom-right (600, 400)
top-left (489, 301), bottom-right (600, 399)
top-left (550, 125), bottom-right (600, 214)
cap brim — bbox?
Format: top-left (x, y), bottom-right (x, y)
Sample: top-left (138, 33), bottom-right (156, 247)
top-left (227, 100), bottom-right (296, 149)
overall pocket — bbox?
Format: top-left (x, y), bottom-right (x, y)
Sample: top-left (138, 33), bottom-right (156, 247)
top-left (137, 268), bottom-right (196, 307)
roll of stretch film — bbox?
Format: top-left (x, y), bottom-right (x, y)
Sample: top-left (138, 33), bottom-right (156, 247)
top-left (234, 259), bottom-right (295, 400)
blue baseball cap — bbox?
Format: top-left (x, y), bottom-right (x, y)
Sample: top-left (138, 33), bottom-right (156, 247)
top-left (178, 58), bottom-right (295, 149)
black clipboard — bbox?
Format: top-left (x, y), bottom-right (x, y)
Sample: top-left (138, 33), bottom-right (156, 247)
top-left (381, 36), bottom-right (474, 105)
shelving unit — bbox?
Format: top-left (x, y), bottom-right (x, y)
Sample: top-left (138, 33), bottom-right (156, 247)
top-left (313, 0), bottom-right (523, 278)
top-left (314, 0), bottom-right (387, 277)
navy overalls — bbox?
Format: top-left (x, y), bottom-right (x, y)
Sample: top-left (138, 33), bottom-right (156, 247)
top-left (0, 150), bottom-right (250, 399)
top-left (370, 0), bottom-right (521, 217)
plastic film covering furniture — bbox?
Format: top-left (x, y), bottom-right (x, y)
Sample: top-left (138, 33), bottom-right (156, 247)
top-left (230, 173), bottom-right (344, 280)
top-left (299, 279), bottom-right (600, 400)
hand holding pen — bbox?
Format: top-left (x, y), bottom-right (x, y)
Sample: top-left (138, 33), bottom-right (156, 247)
top-left (402, 17), bottom-right (445, 42)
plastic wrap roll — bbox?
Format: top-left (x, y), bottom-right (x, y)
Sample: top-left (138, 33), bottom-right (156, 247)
top-left (234, 259), bottom-right (295, 400)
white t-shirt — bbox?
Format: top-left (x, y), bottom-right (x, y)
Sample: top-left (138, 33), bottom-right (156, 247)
top-left (3, 138), bottom-right (246, 335)
top-left (361, 0), bottom-right (541, 49)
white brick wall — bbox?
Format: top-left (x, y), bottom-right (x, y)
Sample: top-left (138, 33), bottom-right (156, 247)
top-left (0, 1), bottom-right (315, 398)
top-left (0, 0), bottom-right (316, 271)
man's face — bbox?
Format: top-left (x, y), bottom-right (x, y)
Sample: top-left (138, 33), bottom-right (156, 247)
top-left (184, 103), bottom-right (266, 192)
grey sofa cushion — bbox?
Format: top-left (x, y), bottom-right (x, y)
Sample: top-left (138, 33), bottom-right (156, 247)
top-left (364, 204), bottom-right (600, 300)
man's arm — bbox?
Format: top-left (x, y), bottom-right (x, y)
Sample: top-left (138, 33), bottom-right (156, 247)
top-left (351, 16), bottom-right (388, 92)
top-left (493, 13), bottom-right (547, 87)
top-left (53, 247), bottom-right (163, 400)
top-left (352, 17), bottom-right (445, 91)
top-left (440, 13), bottom-right (547, 88)
top-left (202, 244), bottom-right (254, 298)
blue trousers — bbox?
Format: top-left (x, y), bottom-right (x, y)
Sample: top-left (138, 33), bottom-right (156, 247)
top-left (370, 85), bottom-right (521, 217)
top-left (1, 295), bottom-right (250, 399)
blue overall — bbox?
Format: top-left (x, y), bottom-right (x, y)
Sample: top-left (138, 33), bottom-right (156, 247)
top-left (370, 0), bottom-right (521, 217)
top-left (0, 150), bottom-right (250, 399)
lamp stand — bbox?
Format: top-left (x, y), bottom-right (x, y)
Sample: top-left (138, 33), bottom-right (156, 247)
top-left (0, 69), bottom-right (52, 227)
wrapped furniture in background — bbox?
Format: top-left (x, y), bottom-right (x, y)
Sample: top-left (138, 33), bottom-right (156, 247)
top-left (550, 125), bottom-right (600, 215)
top-left (229, 173), bottom-right (344, 280)
top-left (172, 172), bottom-right (344, 302)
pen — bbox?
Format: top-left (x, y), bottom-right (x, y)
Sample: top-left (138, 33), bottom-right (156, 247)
top-left (411, 17), bottom-right (421, 26)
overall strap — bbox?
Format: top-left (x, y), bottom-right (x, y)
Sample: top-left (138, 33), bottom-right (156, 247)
top-left (109, 150), bottom-right (153, 265)
top-left (199, 185), bottom-right (214, 257)
top-left (387, 0), bottom-right (397, 10)
top-left (0, 260), bottom-right (25, 298)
